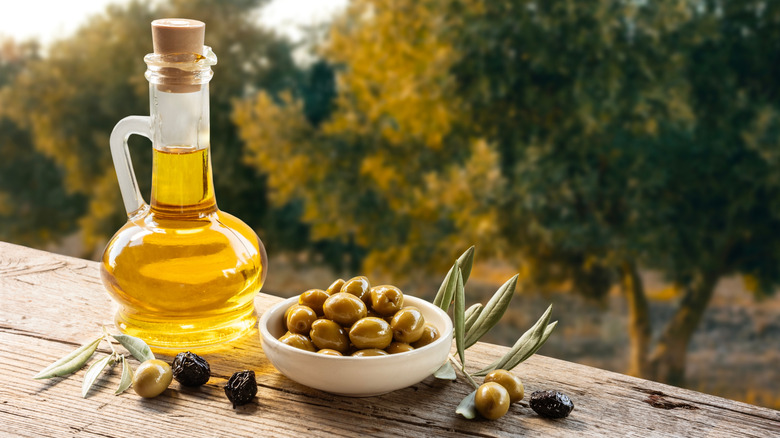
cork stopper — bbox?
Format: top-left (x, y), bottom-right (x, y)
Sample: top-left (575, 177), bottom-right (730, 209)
top-left (152, 19), bottom-right (205, 55)
top-left (150, 19), bottom-right (206, 93)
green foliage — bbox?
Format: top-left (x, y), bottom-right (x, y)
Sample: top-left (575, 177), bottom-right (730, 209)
top-left (445, 0), bottom-right (701, 296)
top-left (0, 39), bottom-right (86, 246)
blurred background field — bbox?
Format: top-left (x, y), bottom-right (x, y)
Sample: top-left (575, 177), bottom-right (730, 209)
top-left (2, 0), bottom-right (779, 410)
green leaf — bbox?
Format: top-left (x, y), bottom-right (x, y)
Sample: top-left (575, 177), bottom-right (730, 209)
top-left (511, 321), bottom-right (557, 367)
top-left (82, 354), bottom-right (114, 398)
top-left (473, 305), bottom-right (553, 376)
top-left (464, 303), bottom-right (483, 334)
top-left (453, 266), bottom-right (466, 367)
top-left (463, 274), bottom-right (518, 348)
top-left (433, 262), bottom-right (459, 311)
top-left (474, 310), bottom-right (553, 376)
top-left (456, 390), bottom-right (478, 419)
top-left (456, 246), bottom-right (475, 285)
top-left (112, 333), bottom-right (154, 362)
top-left (433, 361), bottom-right (456, 380)
top-left (115, 355), bottom-right (134, 395)
top-left (33, 336), bottom-right (103, 380)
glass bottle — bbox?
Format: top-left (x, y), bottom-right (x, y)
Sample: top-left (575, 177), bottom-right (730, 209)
top-left (100, 19), bottom-right (267, 350)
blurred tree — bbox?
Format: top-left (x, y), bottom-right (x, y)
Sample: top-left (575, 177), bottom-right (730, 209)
top-left (0, 39), bottom-right (86, 246)
top-left (1, 0), bottom-right (306, 255)
top-left (636, 0), bottom-right (780, 385)
top-left (234, 0), bottom-right (780, 386)
top-left (235, 0), bottom-right (506, 274)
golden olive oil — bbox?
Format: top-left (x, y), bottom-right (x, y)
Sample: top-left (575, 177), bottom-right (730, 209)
top-left (101, 147), bottom-right (266, 350)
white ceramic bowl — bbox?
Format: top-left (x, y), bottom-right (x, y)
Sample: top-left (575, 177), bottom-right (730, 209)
top-left (259, 295), bottom-right (454, 397)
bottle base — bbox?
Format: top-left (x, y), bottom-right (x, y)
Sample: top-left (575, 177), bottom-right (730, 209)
top-left (115, 303), bottom-right (257, 353)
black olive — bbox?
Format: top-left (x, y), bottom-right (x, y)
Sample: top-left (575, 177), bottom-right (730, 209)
top-left (224, 370), bottom-right (257, 408)
top-left (529, 390), bottom-right (574, 419)
top-left (172, 351), bottom-right (211, 387)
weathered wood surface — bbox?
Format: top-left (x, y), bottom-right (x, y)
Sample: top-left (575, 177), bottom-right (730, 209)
top-left (0, 241), bottom-right (777, 437)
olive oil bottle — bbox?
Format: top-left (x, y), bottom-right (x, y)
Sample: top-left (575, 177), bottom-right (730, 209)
top-left (101, 19), bottom-right (267, 350)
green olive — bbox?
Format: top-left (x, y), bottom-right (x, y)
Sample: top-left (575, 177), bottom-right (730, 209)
top-left (299, 289), bottom-right (329, 316)
top-left (351, 349), bottom-right (389, 357)
top-left (385, 342), bottom-right (414, 354)
top-left (411, 323), bottom-right (440, 348)
top-left (323, 292), bottom-right (367, 326)
top-left (286, 305), bottom-right (318, 335)
top-left (348, 317), bottom-right (393, 349)
top-left (484, 369), bottom-right (524, 403)
top-left (283, 305), bottom-right (295, 328)
top-left (370, 285), bottom-right (404, 316)
top-left (325, 278), bottom-right (346, 295)
top-left (279, 332), bottom-right (316, 351)
top-left (310, 318), bottom-right (350, 353)
top-left (133, 359), bottom-right (173, 398)
top-left (475, 382), bottom-right (510, 420)
top-left (283, 303), bottom-right (310, 329)
top-left (342, 276), bottom-right (371, 304)
top-left (389, 306), bottom-right (426, 343)
top-left (316, 349), bottom-right (343, 356)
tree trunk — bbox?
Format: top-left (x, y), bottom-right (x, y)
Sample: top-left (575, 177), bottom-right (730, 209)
top-left (647, 270), bottom-right (719, 387)
top-left (620, 261), bottom-right (651, 378)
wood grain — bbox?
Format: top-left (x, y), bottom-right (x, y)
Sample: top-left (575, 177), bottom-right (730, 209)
top-left (1, 241), bottom-right (777, 437)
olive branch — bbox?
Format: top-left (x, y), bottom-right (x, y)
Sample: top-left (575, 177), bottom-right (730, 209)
top-left (432, 246), bottom-right (557, 418)
top-left (32, 328), bottom-right (154, 397)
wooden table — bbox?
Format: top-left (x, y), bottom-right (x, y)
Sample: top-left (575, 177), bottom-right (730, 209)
top-left (1, 241), bottom-right (777, 437)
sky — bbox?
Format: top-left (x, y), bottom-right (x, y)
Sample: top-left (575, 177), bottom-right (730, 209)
top-left (0, 0), bottom-right (349, 46)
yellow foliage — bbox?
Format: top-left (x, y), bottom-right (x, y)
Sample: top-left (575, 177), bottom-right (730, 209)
top-left (233, 0), bottom-right (509, 274)
top-left (78, 170), bottom-right (122, 251)
top-left (323, 0), bottom-right (461, 150)
top-left (648, 285), bottom-right (682, 302)
top-left (0, 192), bottom-right (11, 216)
top-left (742, 274), bottom-right (759, 294)
top-left (235, 91), bottom-right (314, 205)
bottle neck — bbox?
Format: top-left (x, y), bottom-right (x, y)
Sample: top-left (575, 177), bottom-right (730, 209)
top-left (149, 84), bottom-right (217, 216)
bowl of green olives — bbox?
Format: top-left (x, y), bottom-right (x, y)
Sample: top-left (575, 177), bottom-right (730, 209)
top-left (259, 277), bottom-right (454, 397)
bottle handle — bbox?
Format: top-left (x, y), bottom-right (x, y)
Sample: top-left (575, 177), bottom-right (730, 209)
top-left (109, 116), bottom-right (152, 216)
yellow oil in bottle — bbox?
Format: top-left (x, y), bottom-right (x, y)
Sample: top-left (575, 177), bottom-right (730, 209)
top-left (101, 146), bottom-right (266, 351)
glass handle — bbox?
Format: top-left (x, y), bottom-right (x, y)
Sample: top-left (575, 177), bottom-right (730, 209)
top-left (109, 116), bottom-right (152, 216)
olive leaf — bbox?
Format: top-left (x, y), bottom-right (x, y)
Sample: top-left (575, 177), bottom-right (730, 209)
top-left (112, 333), bottom-right (154, 363)
top-left (33, 336), bottom-right (103, 380)
top-left (472, 305), bottom-right (554, 376)
top-left (474, 322), bottom-right (557, 377)
top-left (115, 355), bottom-right (134, 395)
top-left (463, 274), bottom-right (518, 348)
top-left (82, 353), bottom-right (115, 398)
top-left (456, 245), bottom-right (475, 285)
top-left (455, 390), bottom-right (478, 419)
top-left (433, 361), bottom-right (456, 380)
top-left (513, 321), bottom-right (557, 365)
top-left (464, 303), bottom-right (482, 333)
top-left (453, 266), bottom-right (466, 367)
top-left (433, 262), bottom-right (459, 311)
top-left (433, 247), bottom-right (474, 311)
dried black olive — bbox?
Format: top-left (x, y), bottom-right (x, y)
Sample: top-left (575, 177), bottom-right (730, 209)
top-left (172, 351), bottom-right (211, 387)
top-left (224, 370), bottom-right (257, 408)
top-left (529, 390), bottom-right (574, 419)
